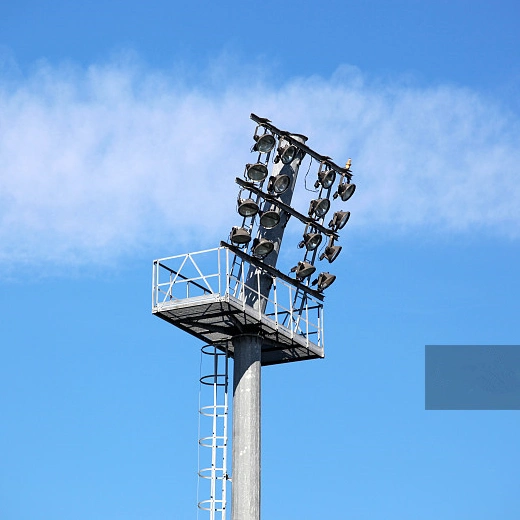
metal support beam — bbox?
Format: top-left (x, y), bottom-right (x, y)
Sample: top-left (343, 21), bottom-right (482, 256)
top-left (234, 178), bottom-right (339, 240)
top-left (221, 241), bottom-right (324, 301)
top-left (231, 334), bottom-right (262, 520)
top-left (250, 113), bottom-right (353, 181)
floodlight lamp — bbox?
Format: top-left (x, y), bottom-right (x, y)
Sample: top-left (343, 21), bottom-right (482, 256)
top-left (328, 211), bottom-right (350, 231)
top-left (237, 198), bottom-right (260, 217)
top-left (229, 226), bottom-right (252, 245)
top-left (312, 272), bottom-right (336, 291)
top-left (253, 132), bottom-right (276, 153)
top-left (334, 181), bottom-right (356, 202)
top-left (314, 169), bottom-right (336, 189)
top-left (298, 232), bottom-right (322, 251)
top-left (308, 198), bottom-right (330, 218)
top-left (252, 238), bottom-right (274, 258)
top-left (275, 144), bottom-right (298, 165)
top-left (290, 261), bottom-right (316, 280)
top-left (259, 208), bottom-right (281, 229)
top-left (268, 174), bottom-right (291, 195)
top-left (319, 239), bottom-right (342, 263)
top-left (246, 163), bottom-right (268, 182)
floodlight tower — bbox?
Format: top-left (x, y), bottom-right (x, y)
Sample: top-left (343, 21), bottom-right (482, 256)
top-left (151, 114), bottom-right (355, 520)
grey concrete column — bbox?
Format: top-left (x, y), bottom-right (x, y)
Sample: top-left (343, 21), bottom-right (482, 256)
top-left (231, 334), bottom-right (262, 520)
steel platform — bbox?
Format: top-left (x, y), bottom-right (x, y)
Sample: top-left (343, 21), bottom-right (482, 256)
top-left (152, 247), bottom-right (324, 366)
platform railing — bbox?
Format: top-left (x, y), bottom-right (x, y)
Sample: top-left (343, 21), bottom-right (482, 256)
top-left (152, 247), bottom-right (324, 349)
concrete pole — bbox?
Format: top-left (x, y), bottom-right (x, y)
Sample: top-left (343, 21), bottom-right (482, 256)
top-left (231, 334), bottom-right (262, 520)
top-left (231, 134), bottom-right (307, 520)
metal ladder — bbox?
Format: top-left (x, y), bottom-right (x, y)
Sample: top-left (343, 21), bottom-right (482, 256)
top-left (197, 343), bottom-right (230, 519)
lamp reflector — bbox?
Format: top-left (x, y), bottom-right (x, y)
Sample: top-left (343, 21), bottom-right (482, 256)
top-left (291, 261), bottom-right (316, 280)
top-left (268, 174), bottom-right (291, 194)
top-left (252, 238), bottom-right (274, 258)
top-left (230, 227), bottom-right (252, 245)
top-left (309, 198), bottom-right (330, 218)
top-left (246, 163), bottom-right (268, 182)
top-left (259, 208), bottom-right (281, 229)
top-left (329, 211), bottom-right (350, 231)
top-left (279, 144), bottom-right (298, 164)
top-left (315, 169), bottom-right (336, 189)
top-left (336, 182), bottom-right (356, 202)
top-left (320, 242), bottom-right (342, 263)
top-left (312, 272), bottom-right (336, 291)
top-left (238, 198), bottom-right (260, 217)
top-left (253, 133), bottom-right (276, 153)
top-left (299, 232), bottom-right (322, 251)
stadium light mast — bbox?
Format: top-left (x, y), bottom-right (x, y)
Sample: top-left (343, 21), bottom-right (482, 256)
top-left (232, 128), bottom-right (308, 519)
top-left (151, 114), bottom-right (356, 520)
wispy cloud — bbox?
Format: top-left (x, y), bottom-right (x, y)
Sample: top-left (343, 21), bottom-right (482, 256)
top-left (0, 59), bottom-right (519, 268)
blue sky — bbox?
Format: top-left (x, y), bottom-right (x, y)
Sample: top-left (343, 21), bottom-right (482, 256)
top-left (1, 1), bottom-right (519, 519)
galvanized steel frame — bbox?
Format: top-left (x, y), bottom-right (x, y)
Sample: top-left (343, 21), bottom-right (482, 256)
top-left (152, 246), bottom-right (325, 357)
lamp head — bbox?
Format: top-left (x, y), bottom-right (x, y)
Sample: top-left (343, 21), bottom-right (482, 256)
top-left (312, 272), bottom-right (336, 291)
top-left (308, 198), bottom-right (330, 218)
top-left (259, 208), bottom-right (281, 229)
top-left (298, 232), bottom-right (322, 251)
top-left (319, 238), bottom-right (342, 263)
top-left (290, 261), bottom-right (316, 280)
top-left (229, 227), bottom-right (252, 245)
top-left (335, 182), bottom-right (356, 202)
top-left (237, 198), bottom-right (260, 217)
top-left (267, 174), bottom-right (291, 195)
top-left (253, 133), bottom-right (276, 153)
top-left (252, 238), bottom-right (275, 258)
top-left (314, 169), bottom-right (336, 189)
top-left (275, 144), bottom-right (298, 165)
top-left (328, 211), bottom-right (350, 231)
top-left (246, 163), bottom-right (269, 182)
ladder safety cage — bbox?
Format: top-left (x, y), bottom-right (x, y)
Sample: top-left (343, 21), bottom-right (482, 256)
top-left (197, 343), bottom-right (230, 520)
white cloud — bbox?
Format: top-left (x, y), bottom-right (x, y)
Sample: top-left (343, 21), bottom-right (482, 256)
top-left (0, 60), bottom-right (519, 269)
